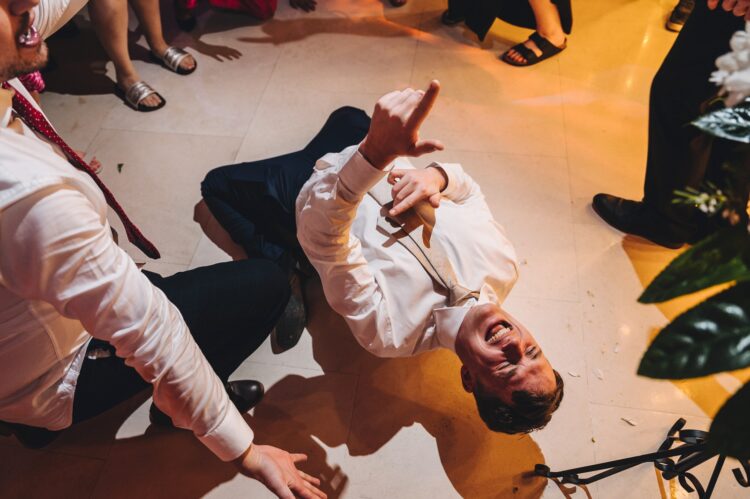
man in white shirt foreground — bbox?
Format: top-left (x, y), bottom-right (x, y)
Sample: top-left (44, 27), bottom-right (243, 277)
top-left (0, 1), bottom-right (324, 497)
top-left (199, 82), bottom-right (564, 434)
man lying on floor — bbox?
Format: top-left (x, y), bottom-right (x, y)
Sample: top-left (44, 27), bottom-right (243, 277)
top-left (197, 81), bottom-right (564, 434)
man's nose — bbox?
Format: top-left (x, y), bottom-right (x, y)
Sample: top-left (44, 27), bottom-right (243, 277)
top-left (502, 337), bottom-right (523, 363)
top-left (10, 0), bottom-right (39, 17)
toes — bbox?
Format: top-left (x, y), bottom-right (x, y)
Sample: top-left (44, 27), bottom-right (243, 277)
top-left (181, 55), bottom-right (196, 70)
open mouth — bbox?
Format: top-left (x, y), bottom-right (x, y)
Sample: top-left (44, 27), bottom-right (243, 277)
top-left (17, 13), bottom-right (40, 49)
top-left (485, 320), bottom-right (513, 345)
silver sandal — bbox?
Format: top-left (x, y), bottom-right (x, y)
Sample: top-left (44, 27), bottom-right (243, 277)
top-left (152, 46), bottom-right (197, 75)
top-left (116, 81), bottom-right (166, 113)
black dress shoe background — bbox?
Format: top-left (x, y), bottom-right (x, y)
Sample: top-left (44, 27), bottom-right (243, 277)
top-left (592, 194), bottom-right (690, 249)
top-left (150, 380), bottom-right (265, 427)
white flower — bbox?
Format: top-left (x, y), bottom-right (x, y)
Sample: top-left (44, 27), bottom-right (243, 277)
top-left (730, 29), bottom-right (750, 52)
top-left (723, 68), bottom-right (750, 105)
top-left (716, 53), bottom-right (740, 74)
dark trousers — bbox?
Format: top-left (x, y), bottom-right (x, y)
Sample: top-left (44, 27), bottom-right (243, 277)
top-left (201, 106), bottom-right (371, 269)
top-left (644, 1), bottom-right (746, 234)
top-left (71, 260), bottom-right (289, 424)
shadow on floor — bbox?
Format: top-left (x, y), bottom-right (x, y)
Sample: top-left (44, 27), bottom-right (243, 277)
top-left (242, 276), bottom-right (550, 498)
top-left (0, 273), bottom-right (550, 498)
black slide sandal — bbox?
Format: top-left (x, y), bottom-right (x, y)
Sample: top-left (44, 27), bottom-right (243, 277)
top-left (501, 31), bottom-right (566, 67)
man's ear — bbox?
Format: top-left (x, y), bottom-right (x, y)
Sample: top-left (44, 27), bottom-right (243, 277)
top-left (460, 365), bottom-right (475, 393)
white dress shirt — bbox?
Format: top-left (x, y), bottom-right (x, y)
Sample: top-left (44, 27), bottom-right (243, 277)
top-left (296, 146), bottom-right (519, 357)
top-left (0, 78), bottom-right (253, 461)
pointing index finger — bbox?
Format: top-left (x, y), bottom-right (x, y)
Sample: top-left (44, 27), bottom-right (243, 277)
top-left (406, 80), bottom-right (441, 130)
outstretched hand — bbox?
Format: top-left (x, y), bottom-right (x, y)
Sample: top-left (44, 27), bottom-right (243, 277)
top-left (358, 80), bottom-right (444, 170)
top-left (708, 0), bottom-right (750, 19)
top-left (235, 444), bottom-right (326, 499)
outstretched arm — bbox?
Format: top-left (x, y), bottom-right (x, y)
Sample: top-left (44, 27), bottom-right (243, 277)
top-left (297, 81), bottom-right (444, 356)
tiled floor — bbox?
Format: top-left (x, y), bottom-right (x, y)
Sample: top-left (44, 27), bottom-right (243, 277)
top-left (3, 0), bottom-right (750, 497)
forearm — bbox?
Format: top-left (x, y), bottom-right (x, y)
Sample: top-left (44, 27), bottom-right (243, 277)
top-left (0, 187), bottom-right (253, 461)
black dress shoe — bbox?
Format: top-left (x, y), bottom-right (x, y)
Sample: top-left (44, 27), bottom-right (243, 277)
top-left (149, 380), bottom-right (265, 427)
top-left (271, 269), bottom-right (307, 353)
top-left (591, 194), bottom-right (687, 249)
top-left (1, 421), bottom-right (61, 449)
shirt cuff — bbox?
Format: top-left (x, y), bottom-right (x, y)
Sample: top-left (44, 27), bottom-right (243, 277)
top-left (430, 162), bottom-right (461, 200)
top-left (338, 148), bottom-right (388, 198)
top-left (196, 404), bottom-right (255, 462)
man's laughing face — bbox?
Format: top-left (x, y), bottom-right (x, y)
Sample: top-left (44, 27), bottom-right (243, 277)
top-left (0, 0), bottom-right (46, 82)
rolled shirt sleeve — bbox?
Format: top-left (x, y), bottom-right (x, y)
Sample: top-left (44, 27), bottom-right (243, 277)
top-left (0, 186), bottom-right (253, 461)
top-left (431, 162), bottom-right (483, 205)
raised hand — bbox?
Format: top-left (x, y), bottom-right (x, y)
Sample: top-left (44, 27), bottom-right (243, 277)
top-left (235, 444), bottom-right (326, 499)
top-left (358, 80), bottom-right (444, 170)
top-left (387, 166), bottom-right (447, 217)
top-left (708, 0), bottom-right (750, 19)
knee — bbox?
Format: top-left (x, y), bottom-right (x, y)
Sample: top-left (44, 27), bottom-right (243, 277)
top-left (329, 106), bottom-right (371, 127)
top-left (201, 166), bottom-right (231, 199)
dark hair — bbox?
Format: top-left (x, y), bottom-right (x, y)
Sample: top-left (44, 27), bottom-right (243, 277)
top-left (473, 369), bottom-right (564, 434)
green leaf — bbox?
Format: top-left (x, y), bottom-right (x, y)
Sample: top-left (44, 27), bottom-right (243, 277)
top-left (638, 282), bottom-right (750, 379)
top-left (639, 227), bottom-right (750, 304)
top-left (708, 382), bottom-right (750, 460)
top-left (692, 99), bottom-right (750, 144)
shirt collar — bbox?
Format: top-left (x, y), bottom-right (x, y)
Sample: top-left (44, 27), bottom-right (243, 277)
top-left (433, 284), bottom-right (499, 351)
top-left (0, 85), bottom-right (14, 128)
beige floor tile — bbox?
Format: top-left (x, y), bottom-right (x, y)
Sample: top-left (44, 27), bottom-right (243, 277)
top-left (40, 92), bottom-right (117, 152)
top-left (574, 223), bottom-right (709, 418)
top-left (99, 19), bottom-right (281, 137)
top-left (235, 87), bottom-right (380, 161)
top-left (411, 45), bottom-right (566, 157)
top-left (261, 14), bottom-right (419, 95)
top-left (88, 130), bottom-right (242, 265)
top-left (0, 445), bottom-right (104, 499)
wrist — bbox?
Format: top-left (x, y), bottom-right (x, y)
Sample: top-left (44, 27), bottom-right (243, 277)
top-left (359, 137), bottom-right (395, 170)
top-left (428, 164), bottom-right (448, 192)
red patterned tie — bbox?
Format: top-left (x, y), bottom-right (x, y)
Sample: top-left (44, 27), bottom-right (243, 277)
top-left (3, 82), bottom-right (160, 259)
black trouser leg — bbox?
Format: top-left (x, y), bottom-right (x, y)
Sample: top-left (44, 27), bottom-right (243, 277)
top-left (200, 106), bottom-right (371, 267)
top-left (71, 260), bottom-right (288, 424)
top-left (644, 1), bottom-right (745, 233)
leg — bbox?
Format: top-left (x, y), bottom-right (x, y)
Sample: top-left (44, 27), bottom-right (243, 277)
top-left (71, 260), bottom-right (288, 424)
top-left (200, 106), bottom-right (371, 267)
top-left (143, 260), bottom-right (288, 380)
top-left (592, 2), bottom-right (746, 247)
top-left (644, 0), bottom-right (744, 232)
top-left (87, 0), bottom-right (164, 109)
top-left (128, 0), bottom-right (196, 71)
top-left (504, 0), bottom-right (566, 64)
